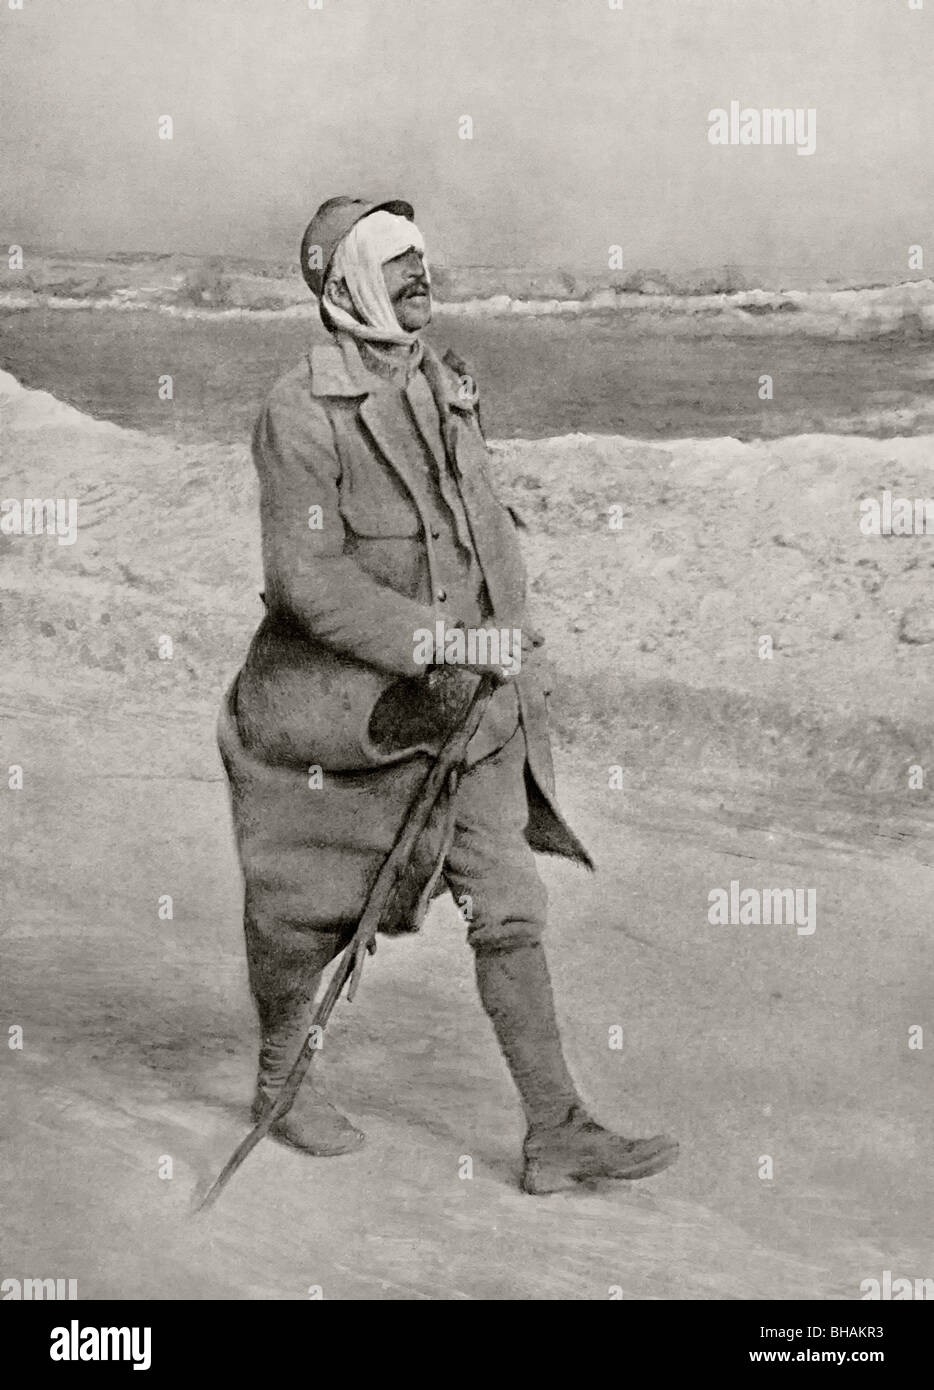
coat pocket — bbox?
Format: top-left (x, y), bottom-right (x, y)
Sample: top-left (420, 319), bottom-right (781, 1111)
top-left (339, 491), bottom-right (421, 538)
top-left (337, 484), bottom-right (426, 596)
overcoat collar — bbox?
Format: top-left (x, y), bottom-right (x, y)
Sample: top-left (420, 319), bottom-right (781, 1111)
top-left (308, 333), bottom-right (474, 415)
top-left (308, 333), bottom-right (473, 481)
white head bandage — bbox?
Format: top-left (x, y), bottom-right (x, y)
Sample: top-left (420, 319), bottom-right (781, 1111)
top-left (323, 210), bottom-right (429, 345)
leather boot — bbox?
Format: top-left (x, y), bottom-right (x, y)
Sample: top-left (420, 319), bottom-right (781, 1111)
top-left (522, 1105), bottom-right (679, 1194)
top-left (252, 1018), bottom-right (365, 1156)
top-left (250, 960), bottom-right (364, 1157)
top-left (473, 942), bottom-right (678, 1193)
top-left (474, 941), bottom-right (580, 1128)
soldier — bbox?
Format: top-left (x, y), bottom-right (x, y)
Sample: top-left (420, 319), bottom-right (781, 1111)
top-left (218, 196), bottom-right (678, 1194)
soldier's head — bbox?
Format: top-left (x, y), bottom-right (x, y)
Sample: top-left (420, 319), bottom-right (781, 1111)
top-left (301, 198), bottom-right (432, 342)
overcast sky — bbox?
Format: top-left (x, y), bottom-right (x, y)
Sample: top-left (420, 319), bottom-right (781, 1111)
top-left (2, 0), bottom-right (931, 283)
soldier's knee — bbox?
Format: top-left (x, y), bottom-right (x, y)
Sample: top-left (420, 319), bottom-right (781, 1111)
top-left (467, 916), bottom-right (546, 953)
top-left (446, 846), bottom-right (548, 952)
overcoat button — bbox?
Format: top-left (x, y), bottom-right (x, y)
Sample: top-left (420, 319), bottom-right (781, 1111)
top-left (437, 588), bottom-right (447, 601)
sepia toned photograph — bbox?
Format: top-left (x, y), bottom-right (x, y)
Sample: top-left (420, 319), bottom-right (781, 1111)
top-left (1, 0), bottom-right (931, 1337)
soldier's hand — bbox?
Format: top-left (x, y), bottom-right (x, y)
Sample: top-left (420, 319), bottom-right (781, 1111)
top-left (452, 627), bottom-right (544, 682)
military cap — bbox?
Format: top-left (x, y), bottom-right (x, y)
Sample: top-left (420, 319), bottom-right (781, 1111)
top-left (299, 195), bottom-right (415, 297)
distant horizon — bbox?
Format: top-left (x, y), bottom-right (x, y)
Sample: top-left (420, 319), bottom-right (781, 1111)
top-left (21, 245), bottom-right (934, 278)
top-left (8, 245), bottom-right (933, 298)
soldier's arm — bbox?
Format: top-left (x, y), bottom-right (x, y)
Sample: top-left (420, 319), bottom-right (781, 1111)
top-left (254, 389), bottom-right (439, 679)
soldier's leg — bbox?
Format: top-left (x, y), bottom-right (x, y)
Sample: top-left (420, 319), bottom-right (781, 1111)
top-left (244, 889), bottom-right (365, 1155)
top-left (444, 728), bottom-right (679, 1192)
top-left (444, 728), bottom-right (580, 1127)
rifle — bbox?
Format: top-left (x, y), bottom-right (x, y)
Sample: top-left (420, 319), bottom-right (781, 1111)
top-left (196, 671), bottom-right (498, 1213)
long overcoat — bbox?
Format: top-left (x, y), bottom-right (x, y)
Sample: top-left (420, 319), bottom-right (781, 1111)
top-left (218, 333), bottom-right (591, 936)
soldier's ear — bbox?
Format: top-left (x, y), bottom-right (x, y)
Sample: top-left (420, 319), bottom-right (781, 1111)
top-left (324, 276), bottom-right (355, 315)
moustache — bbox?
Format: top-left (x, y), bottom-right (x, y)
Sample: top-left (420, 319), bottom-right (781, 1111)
top-left (397, 282), bottom-right (430, 299)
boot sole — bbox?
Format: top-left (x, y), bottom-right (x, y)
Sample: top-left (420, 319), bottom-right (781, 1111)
top-left (522, 1138), bottom-right (680, 1195)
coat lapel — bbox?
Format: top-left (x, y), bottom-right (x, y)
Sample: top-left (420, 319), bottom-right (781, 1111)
top-left (353, 340), bottom-right (474, 530)
top-left (318, 336), bottom-right (426, 505)
top-left (358, 391), bottom-right (427, 506)
top-left (419, 342), bottom-right (473, 475)
top-left (404, 371), bottom-right (449, 476)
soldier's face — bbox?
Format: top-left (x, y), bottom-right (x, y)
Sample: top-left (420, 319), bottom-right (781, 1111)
top-left (382, 246), bottom-right (432, 331)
